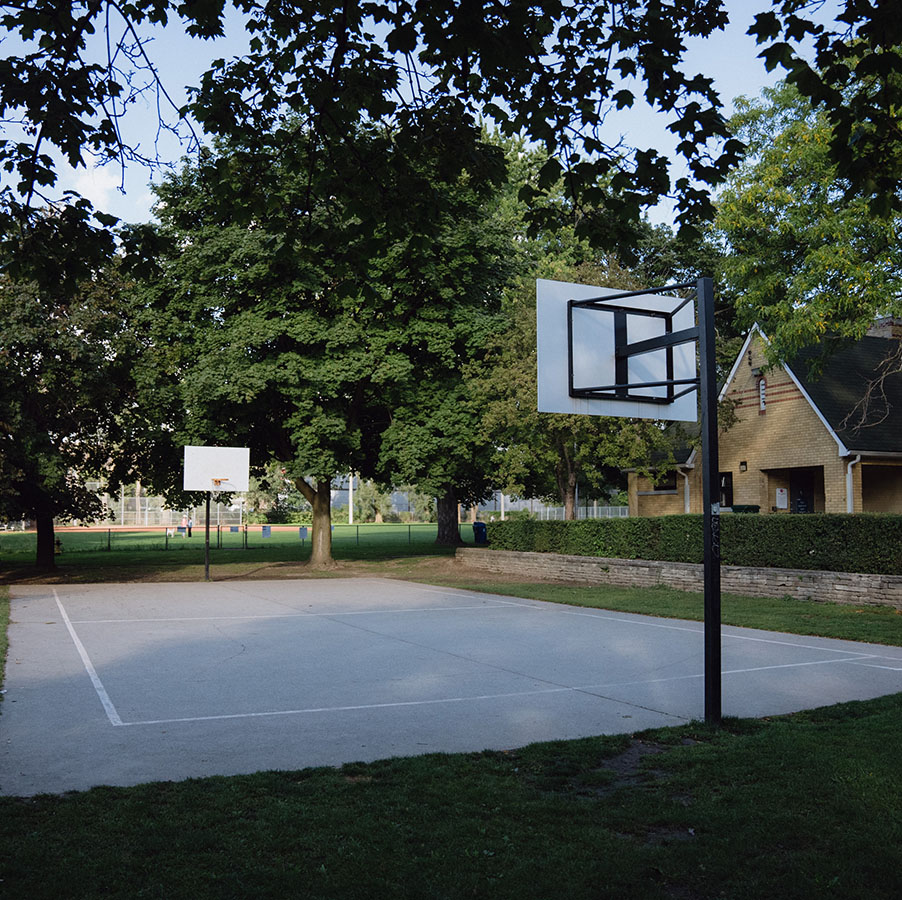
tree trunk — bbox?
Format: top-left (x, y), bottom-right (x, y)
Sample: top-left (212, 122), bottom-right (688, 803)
top-left (309, 479), bottom-right (334, 567)
top-left (295, 477), bottom-right (335, 567)
top-left (564, 471), bottom-right (577, 520)
top-left (435, 488), bottom-right (463, 546)
top-left (35, 509), bottom-right (56, 569)
top-left (557, 442), bottom-right (578, 521)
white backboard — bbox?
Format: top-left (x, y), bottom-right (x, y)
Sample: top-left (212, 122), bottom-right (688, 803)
top-left (183, 446), bottom-right (250, 492)
top-left (536, 279), bottom-right (698, 421)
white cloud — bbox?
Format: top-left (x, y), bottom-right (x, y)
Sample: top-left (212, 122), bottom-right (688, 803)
top-left (71, 165), bottom-right (124, 212)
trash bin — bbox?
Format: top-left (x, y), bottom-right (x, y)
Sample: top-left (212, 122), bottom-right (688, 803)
top-left (472, 521), bottom-right (488, 544)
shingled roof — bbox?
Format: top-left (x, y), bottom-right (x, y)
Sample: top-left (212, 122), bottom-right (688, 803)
top-left (786, 336), bottom-right (902, 454)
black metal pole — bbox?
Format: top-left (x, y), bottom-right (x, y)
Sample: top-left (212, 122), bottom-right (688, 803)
top-left (204, 493), bottom-right (211, 582)
top-left (697, 277), bottom-right (722, 724)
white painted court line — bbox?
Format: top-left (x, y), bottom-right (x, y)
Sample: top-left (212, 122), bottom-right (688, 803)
top-left (118, 686), bottom-right (582, 727)
top-left (53, 589), bottom-right (123, 727)
top-left (573, 654), bottom-right (879, 693)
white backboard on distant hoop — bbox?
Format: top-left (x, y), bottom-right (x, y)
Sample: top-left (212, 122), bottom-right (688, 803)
top-left (536, 279), bottom-right (698, 422)
top-left (183, 446), bottom-right (250, 492)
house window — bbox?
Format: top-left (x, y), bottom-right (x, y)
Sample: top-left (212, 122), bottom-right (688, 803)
top-left (720, 472), bottom-right (734, 508)
top-left (758, 377), bottom-right (766, 413)
top-left (652, 472), bottom-right (677, 493)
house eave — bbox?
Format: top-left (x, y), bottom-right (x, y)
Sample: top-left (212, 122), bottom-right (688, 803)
top-left (842, 449), bottom-right (902, 459)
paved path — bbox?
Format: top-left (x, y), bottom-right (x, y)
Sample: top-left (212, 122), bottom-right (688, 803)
top-left (2, 579), bottom-right (900, 795)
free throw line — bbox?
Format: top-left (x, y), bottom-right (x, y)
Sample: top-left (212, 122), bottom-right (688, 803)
top-left (53, 589), bottom-right (123, 726)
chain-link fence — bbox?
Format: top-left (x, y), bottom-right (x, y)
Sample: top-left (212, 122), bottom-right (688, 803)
top-left (93, 494), bottom-right (244, 527)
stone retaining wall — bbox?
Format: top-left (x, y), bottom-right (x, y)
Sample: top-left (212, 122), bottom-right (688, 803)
top-left (456, 548), bottom-right (902, 609)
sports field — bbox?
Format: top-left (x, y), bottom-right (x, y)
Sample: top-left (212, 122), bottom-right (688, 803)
top-left (0, 522), bottom-right (477, 561)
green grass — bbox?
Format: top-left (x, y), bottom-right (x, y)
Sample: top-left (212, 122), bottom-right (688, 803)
top-left (0, 525), bottom-right (473, 582)
top-left (0, 694), bottom-right (899, 898)
top-left (425, 580), bottom-right (902, 647)
top-left (0, 523), bottom-right (474, 562)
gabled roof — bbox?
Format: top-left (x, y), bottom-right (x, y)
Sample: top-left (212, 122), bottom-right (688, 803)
top-left (790, 338), bottom-right (902, 454)
top-left (725, 325), bottom-right (902, 456)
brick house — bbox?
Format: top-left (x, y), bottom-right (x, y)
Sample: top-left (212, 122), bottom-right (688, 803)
top-left (628, 322), bottom-right (902, 516)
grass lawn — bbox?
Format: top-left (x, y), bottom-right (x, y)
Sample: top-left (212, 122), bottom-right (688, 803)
top-left (0, 526), bottom-right (468, 583)
top-left (1, 554), bottom-right (901, 897)
top-left (0, 694), bottom-right (899, 898)
top-left (0, 522), bottom-right (475, 561)
top-left (419, 578), bottom-right (902, 647)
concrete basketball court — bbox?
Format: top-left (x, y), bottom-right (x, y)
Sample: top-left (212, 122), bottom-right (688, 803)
top-left (2, 578), bottom-right (901, 796)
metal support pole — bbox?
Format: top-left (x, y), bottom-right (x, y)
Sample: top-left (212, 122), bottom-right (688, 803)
top-left (204, 492), bottom-right (211, 582)
top-left (697, 277), bottom-right (722, 724)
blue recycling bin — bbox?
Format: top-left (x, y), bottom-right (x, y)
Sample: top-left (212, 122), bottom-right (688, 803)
top-left (472, 521), bottom-right (488, 544)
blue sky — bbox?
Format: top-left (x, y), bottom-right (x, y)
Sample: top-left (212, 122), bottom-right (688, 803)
top-left (60, 2), bottom-right (791, 227)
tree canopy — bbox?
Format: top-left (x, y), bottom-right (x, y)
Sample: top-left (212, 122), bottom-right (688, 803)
top-left (716, 81), bottom-right (902, 364)
top-left (1, 1), bottom-right (749, 257)
top-left (134, 122), bottom-right (513, 563)
top-left (749, 0), bottom-right (902, 216)
top-left (4, 2), bottom-right (900, 252)
top-left (0, 263), bottom-right (135, 565)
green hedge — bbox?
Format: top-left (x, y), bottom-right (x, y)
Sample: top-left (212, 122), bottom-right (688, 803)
top-left (485, 514), bottom-right (902, 575)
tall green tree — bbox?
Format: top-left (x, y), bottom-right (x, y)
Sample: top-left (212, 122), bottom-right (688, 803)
top-left (716, 82), bottom-right (902, 363)
top-left (375, 190), bottom-right (515, 545)
top-left (466, 139), bottom-right (684, 519)
top-left (134, 123), bottom-right (511, 564)
top-left (0, 266), bottom-right (135, 566)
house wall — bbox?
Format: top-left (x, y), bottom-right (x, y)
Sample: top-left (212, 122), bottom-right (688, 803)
top-left (630, 334), bottom-right (855, 516)
top-left (720, 336), bottom-right (849, 512)
top-left (628, 334), bottom-right (902, 516)
top-left (862, 464), bottom-right (902, 512)
top-left (629, 470), bottom-right (698, 516)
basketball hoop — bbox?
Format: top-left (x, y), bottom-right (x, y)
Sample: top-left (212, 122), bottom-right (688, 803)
top-left (182, 446), bottom-right (250, 582)
top-left (536, 276), bottom-right (722, 725)
top-left (536, 279), bottom-right (698, 421)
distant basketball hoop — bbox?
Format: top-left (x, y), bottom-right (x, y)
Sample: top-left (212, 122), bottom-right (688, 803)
top-left (183, 446), bottom-right (250, 581)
